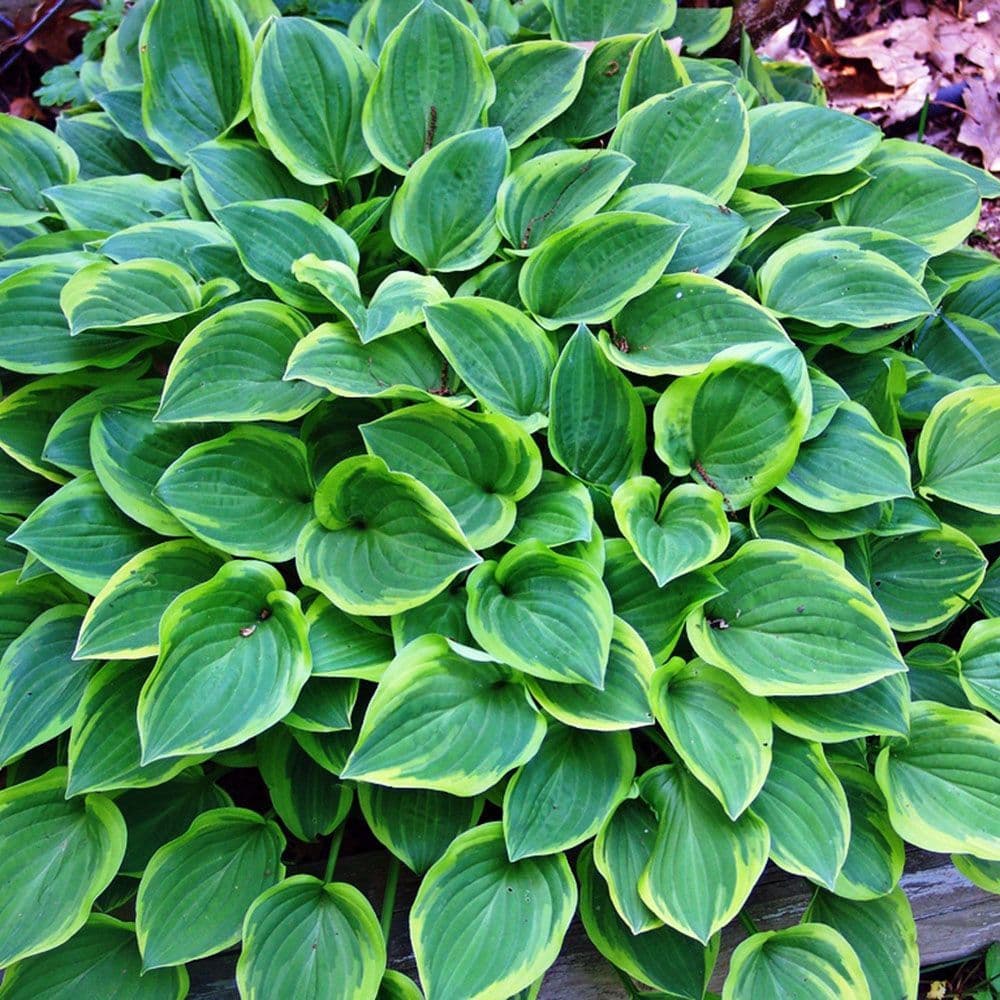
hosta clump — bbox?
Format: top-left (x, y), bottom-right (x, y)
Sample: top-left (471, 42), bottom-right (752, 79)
top-left (1, 0), bottom-right (999, 996)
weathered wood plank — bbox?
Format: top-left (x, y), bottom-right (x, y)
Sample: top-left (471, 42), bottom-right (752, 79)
top-left (187, 847), bottom-right (1000, 999)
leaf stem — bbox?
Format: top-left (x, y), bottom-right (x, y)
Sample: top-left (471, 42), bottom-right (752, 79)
top-left (324, 823), bottom-right (345, 883)
top-left (380, 855), bottom-right (401, 944)
top-left (739, 909), bottom-right (760, 936)
top-left (643, 728), bottom-right (674, 760)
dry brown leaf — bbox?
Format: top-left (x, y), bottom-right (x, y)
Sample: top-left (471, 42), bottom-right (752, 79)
top-left (959, 77), bottom-right (1000, 170)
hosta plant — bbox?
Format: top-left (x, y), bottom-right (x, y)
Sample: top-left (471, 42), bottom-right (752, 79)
top-left (1, 0), bottom-right (999, 998)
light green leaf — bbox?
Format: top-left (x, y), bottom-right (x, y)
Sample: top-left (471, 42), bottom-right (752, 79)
top-left (252, 17), bottom-right (377, 185)
top-left (136, 807), bottom-right (285, 968)
top-left (137, 561), bottom-right (311, 761)
top-left (486, 41), bottom-right (586, 148)
top-left (613, 479), bottom-right (729, 586)
top-left (361, 403), bottom-right (541, 548)
top-left (653, 343), bottom-right (810, 510)
top-left (918, 386), bottom-right (1000, 514)
top-left (156, 427), bottom-right (313, 561)
top-left (504, 723), bottom-right (635, 860)
top-left (876, 700), bottom-right (1000, 859)
top-left (519, 212), bottom-right (684, 329)
top-left (423, 297), bottom-right (556, 429)
top-left (509, 470), bottom-right (593, 547)
top-left (651, 657), bottom-right (772, 820)
top-left (158, 300), bottom-right (326, 422)
top-left (297, 455), bottom-right (480, 616)
top-left (0, 116), bottom-right (78, 225)
top-left (237, 876), bottom-right (385, 1000)
top-left (547, 0), bottom-right (676, 40)
top-left (952, 854), bottom-right (1000, 894)
top-left (75, 539), bottom-right (226, 660)
top-left (306, 595), bottom-right (394, 681)
top-left (609, 83), bottom-right (748, 200)
top-left (526, 616), bottom-right (654, 731)
top-left (960, 618), bottom-right (1000, 716)
top-left (0, 605), bottom-right (93, 767)
top-left (723, 924), bottom-right (870, 1000)
top-left (638, 764), bottom-right (769, 943)
top-left (342, 635), bottom-right (545, 794)
top-left (359, 783), bottom-right (483, 874)
top-left (362, 1), bottom-right (496, 175)
top-left (497, 148), bottom-right (634, 251)
top-left (744, 102), bottom-right (881, 186)
top-left (43, 175), bottom-right (184, 232)
top-left (0, 914), bottom-right (187, 1000)
top-left (215, 199), bottom-right (358, 311)
top-left (0, 769), bottom-right (125, 966)
top-left (467, 540), bottom-right (614, 687)
top-left (411, 823), bottom-right (576, 1000)
top-left (617, 29), bottom-right (690, 112)
top-left (140, 0), bottom-right (253, 164)
top-left (750, 733), bottom-right (850, 888)
top-left (390, 128), bottom-right (508, 272)
top-left (687, 539), bottom-right (906, 695)
top-left (548, 326), bottom-right (646, 491)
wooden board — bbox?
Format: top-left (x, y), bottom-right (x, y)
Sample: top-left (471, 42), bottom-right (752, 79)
top-left (188, 847), bottom-right (1000, 999)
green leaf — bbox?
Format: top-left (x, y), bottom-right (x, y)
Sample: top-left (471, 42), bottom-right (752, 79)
top-left (135, 807), bottom-right (285, 969)
top-left (67, 660), bottom-right (199, 796)
top-left (75, 539), bottom-right (226, 660)
top-left (467, 540), bottom-right (614, 687)
top-left (0, 769), bottom-right (125, 966)
top-left (519, 212), bottom-right (684, 329)
top-left (952, 854), bottom-right (1000, 894)
top-left (257, 727), bottom-right (353, 841)
top-left (377, 971), bottom-right (424, 1000)
top-left (777, 402), bottom-right (913, 512)
top-left (423, 297), bottom-right (557, 430)
top-left (504, 722), bottom-right (634, 860)
top-left (361, 1), bottom-right (496, 175)
top-left (0, 605), bottom-right (93, 767)
top-left (252, 17), bottom-right (377, 185)
top-left (390, 127), bottom-right (508, 272)
top-left (548, 326), bottom-right (646, 491)
top-left (805, 889), bottom-right (918, 1000)
top-left (609, 182), bottom-right (749, 277)
top-left (750, 733), bottom-right (850, 888)
top-left (723, 924), bottom-right (870, 1000)
top-left (651, 657), bottom-right (772, 820)
top-left (155, 426), bottom-right (314, 561)
top-left (959, 618), bottom-right (1000, 716)
top-left (509, 470), bottom-right (593, 547)
top-left (547, 0), bottom-right (676, 40)
top-left (593, 796), bottom-right (661, 933)
top-left (410, 823), bottom-right (576, 1000)
top-left (44, 175), bottom-right (185, 232)
top-left (358, 783), bottom-right (484, 873)
top-left (617, 29), bottom-right (690, 112)
top-left (0, 116), bottom-right (78, 225)
top-left (613, 479), bottom-right (730, 586)
top-left (638, 764), bottom-right (769, 943)
top-left (497, 148), bottom-right (634, 251)
top-left (486, 41), bottom-right (586, 148)
top-left (90, 398), bottom-right (218, 535)
top-left (215, 200), bottom-right (358, 311)
top-left (285, 323), bottom-right (473, 408)
top-left (306, 595), bottom-right (394, 680)
top-left (0, 914), bottom-right (187, 1000)
top-left (605, 272), bottom-right (789, 377)
top-left (834, 154), bottom-right (981, 255)
top-left (285, 674), bottom-right (359, 732)
top-left (341, 635), bottom-right (545, 794)
top-left (237, 876), bottom-right (386, 1000)
top-left (758, 236), bottom-right (933, 328)
top-left (362, 403), bottom-right (541, 548)
top-left (526, 616), bottom-right (654, 731)
top-left (653, 343), bottom-right (810, 510)
top-left (830, 763), bottom-right (905, 901)
top-left (140, 0), bottom-right (253, 164)
top-left (743, 103), bottom-right (881, 186)
top-left (876, 700), bottom-right (1000, 859)
top-left (297, 455), bottom-right (480, 616)
top-left (687, 539), bottom-right (906, 695)
top-left (609, 83), bottom-right (748, 199)
top-left (577, 844), bottom-right (716, 1000)
top-left (918, 386), bottom-right (1000, 514)
top-left (8, 473), bottom-right (159, 595)
top-left (137, 561), bottom-right (311, 761)
top-left (158, 300), bottom-right (326, 422)
top-left (0, 571), bottom-right (80, 658)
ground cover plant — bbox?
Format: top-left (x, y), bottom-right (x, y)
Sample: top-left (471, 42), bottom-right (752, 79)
top-left (0, 0), bottom-right (999, 997)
